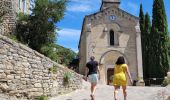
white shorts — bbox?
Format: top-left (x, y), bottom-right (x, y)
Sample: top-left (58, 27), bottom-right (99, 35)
top-left (88, 74), bottom-right (98, 84)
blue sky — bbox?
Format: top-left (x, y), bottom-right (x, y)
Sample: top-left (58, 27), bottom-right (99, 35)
top-left (56, 0), bottom-right (170, 52)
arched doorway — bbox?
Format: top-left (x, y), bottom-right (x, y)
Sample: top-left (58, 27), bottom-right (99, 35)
top-left (99, 50), bottom-right (128, 85)
top-left (107, 68), bottom-right (114, 85)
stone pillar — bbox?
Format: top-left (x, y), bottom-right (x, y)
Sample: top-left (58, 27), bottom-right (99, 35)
top-left (99, 64), bottom-right (106, 84)
top-left (86, 22), bottom-right (92, 62)
top-left (135, 22), bottom-right (145, 86)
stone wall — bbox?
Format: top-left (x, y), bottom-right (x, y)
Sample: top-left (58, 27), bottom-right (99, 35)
top-left (0, 0), bottom-right (16, 35)
top-left (0, 35), bottom-right (82, 99)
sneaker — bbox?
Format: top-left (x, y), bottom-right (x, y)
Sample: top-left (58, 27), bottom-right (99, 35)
top-left (90, 94), bottom-right (94, 100)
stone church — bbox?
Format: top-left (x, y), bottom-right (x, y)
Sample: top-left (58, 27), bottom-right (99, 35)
top-left (78, 0), bottom-right (143, 85)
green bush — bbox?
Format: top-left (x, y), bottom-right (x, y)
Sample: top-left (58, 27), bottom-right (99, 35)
top-left (40, 44), bottom-right (77, 66)
top-left (40, 44), bottom-right (59, 62)
top-left (162, 77), bottom-right (170, 86)
top-left (16, 12), bottom-right (30, 44)
top-left (38, 95), bottom-right (48, 100)
top-left (7, 34), bottom-right (18, 42)
top-left (48, 65), bottom-right (58, 74)
top-left (63, 72), bottom-right (73, 86)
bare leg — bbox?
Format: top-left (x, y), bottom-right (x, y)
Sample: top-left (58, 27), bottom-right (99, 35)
top-left (122, 86), bottom-right (127, 100)
top-left (114, 86), bottom-right (120, 100)
top-left (91, 83), bottom-right (97, 100)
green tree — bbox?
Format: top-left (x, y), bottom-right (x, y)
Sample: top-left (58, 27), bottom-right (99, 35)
top-left (40, 44), bottom-right (77, 66)
top-left (26, 0), bottom-right (67, 51)
top-left (29, 0), bottom-right (67, 51)
top-left (55, 45), bottom-right (77, 66)
top-left (139, 4), bottom-right (145, 33)
top-left (150, 0), bottom-right (169, 79)
top-left (166, 36), bottom-right (170, 67)
top-left (15, 0), bottom-right (76, 67)
top-left (139, 4), bottom-right (146, 79)
top-left (16, 12), bottom-right (30, 43)
top-left (144, 12), bottom-right (151, 80)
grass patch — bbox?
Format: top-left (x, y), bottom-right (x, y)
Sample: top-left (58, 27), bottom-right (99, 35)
top-left (38, 95), bottom-right (48, 100)
top-left (48, 65), bottom-right (58, 74)
top-left (63, 72), bottom-right (73, 86)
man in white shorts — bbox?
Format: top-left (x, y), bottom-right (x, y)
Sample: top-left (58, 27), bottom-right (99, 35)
top-left (84, 56), bottom-right (100, 100)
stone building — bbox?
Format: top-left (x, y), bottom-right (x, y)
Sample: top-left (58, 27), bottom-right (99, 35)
top-left (14, 0), bottom-right (31, 14)
top-left (0, 0), bottom-right (30, 35)
top-left (78, 0), bottom-right (143, 85)
top-left (0, 0), bottom-right (16, 35)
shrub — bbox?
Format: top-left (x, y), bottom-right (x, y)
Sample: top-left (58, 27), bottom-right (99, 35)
top-left (162, 77), bottom-right (170, 86)
top-left (63, 72), bottom-right (73, 86)
top-left (38, 95), bottom-right (48, 100)
top-left (162, 71), bottom-right (170, 86)
top-left (40, 44), bottom-right (58, 62)
top-left (48, 65), bottom-right (58, 74)
top-left (7, 34), bottom-right (18, 42)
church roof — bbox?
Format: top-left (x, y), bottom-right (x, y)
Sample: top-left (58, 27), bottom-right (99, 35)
top-left (88, 5), bottom-right (139, 20)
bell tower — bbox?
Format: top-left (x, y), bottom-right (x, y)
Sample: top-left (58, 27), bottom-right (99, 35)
top-left (100, 0), bottom-right (120, 10)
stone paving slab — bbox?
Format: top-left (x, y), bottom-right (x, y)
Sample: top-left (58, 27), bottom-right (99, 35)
top-left (50, 85), bottom-right (169, 100)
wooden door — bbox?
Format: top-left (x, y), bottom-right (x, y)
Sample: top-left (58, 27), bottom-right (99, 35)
top-left (107, 68), bottom-right (114, 85)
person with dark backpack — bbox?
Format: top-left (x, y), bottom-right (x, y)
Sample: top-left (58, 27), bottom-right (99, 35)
top-left (84, 56), bottom-right (100, 100)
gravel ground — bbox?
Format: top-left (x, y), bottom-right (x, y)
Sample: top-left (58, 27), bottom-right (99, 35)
top-left (50, 82), bottom-right (170, 100)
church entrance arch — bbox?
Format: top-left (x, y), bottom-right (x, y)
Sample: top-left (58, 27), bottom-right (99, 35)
top-left (107, 68), bottom-right (114, 85)
top-left (99, 50), bottom-right (128, 85)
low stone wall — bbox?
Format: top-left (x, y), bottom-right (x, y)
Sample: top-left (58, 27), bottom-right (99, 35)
top-left (0, 35), bottom-right (82, 99)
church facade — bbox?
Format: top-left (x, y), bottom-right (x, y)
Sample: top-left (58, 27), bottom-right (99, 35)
top-left (78, 0), bottom-right (143, 85)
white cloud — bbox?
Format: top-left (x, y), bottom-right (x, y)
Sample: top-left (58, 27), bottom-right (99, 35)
top-left (70, 0), bottom-right (101, 4)
top-left (127, 2), bottom-right (138, 11)
top-left (67, 0), bottom-right (101, 12)
top-left (67, 4), bottom-right (92, 12)
top-left (69, 0), bottom-right (91, 3)
top-left (56, 28), bottom-right (81, 52)
top-left (57, 28), bottom-right (81, 37)
top-left (120, 1), bottom-right (139, 16)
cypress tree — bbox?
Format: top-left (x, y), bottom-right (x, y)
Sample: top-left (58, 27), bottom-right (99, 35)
top-left (151, 0), bottom-right (169, 80)
top-left (144, 13), bottom-right (151, 80)
top-left (139, 4), bottom-right (146, 79)
top-left (139, 4), bottom-right (145, 33)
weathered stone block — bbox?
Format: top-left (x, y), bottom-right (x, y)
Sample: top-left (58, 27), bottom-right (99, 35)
top-left (34, 83), bottom-right (42, 88)
top-left (0, 73), bottom-right (6, 79)
top-left (14, 75), bottom-right (20, 79)
top-left (7, 75), bottom-right (14, 79)
top-left (0, 70), bottom-right (4, 73)
top-left (0, 64), bottom-right (5, 69)
top-left (43, 83), bottom-right (49, 88)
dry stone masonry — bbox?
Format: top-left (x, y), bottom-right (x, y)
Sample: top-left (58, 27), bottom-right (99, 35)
top-left (0, 35), bottom-right (82, 99)
top-left (0, 0), bottom-right (16, 35)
